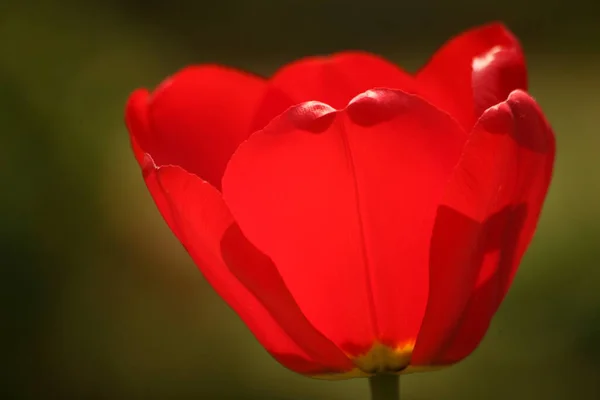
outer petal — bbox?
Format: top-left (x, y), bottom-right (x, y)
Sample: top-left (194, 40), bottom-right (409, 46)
top-left (125, 89), bottom-right (151, 166)
top-left (250, 52), bottom-right (418, 133)
top-left (411, 101), bottom-right (520, 365)
top-left (433, 90), bottom-right (555, 364)
top-left (222, 89), bottom-right (466, 356)
top-left (416, 23), bottom-right (526, 130)
top-left (128, 66), bottom-right (267, 189)
top-left (142, 158), bottom-right (353, 374)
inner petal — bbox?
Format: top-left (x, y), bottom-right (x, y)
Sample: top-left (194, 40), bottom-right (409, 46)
top-left (222, 90), bottom-right (465, 356)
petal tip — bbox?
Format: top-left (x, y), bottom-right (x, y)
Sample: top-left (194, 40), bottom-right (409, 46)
top-left (506, 88), bottom-right (531, 104)
top-left (126, 87), bottom-right (150, 102)
top-left (141, 153), bottom-right (158, 178)
top-left (505, 90), bottom-right (554, 154)
top-left (346, 89), bottom-right (416, 126)
top-left (477, 101), bottom-right (513, 134)
top-left (472, 21), bottom-right (517, 41)
top-left (270, 101), bottom-right (337, 134)
top-left (125, 88), bottom-right (150, 124)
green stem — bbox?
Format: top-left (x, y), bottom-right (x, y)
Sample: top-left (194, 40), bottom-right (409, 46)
top-left (368, 374), bottom-right (400, 400)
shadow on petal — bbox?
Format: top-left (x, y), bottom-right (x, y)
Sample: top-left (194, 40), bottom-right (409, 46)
top-left (411, 203), bottom-right (527, 366)
top-left (435, 203), bottom-right (527, 364)
top-left (220, 223), bottom-right (354, 371)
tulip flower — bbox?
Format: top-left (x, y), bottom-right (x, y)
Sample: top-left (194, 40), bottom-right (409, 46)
top-left (125, 22), bottom-right (554, 399)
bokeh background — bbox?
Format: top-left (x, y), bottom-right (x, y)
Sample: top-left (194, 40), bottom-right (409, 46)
top-left (2, 0), bottom-right (599, 398)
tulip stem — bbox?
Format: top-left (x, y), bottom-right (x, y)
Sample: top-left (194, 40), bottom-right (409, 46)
top-left (369, 374), bottom-right (400, 400)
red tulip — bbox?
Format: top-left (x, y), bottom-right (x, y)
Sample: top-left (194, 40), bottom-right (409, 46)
top-left (125, 22), bottom-right (554, 379)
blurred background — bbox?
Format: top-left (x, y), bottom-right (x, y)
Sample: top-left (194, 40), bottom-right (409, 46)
top-left (2, 0), bottom-right (599, 398)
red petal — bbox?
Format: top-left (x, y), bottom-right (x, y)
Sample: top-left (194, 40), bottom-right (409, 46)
top-left (125, 89), bottom-right (151, 165)
top-left (416, 23), bottom-right (526, 130)
top-left (222, 89), bottom-right (466, 355)
top-left (411, 101), bottom-right (519, 365)
top-left (433, 90), bottom-right (555, 364)
top-left (144, 66), bottom-right (266, 189)
top-left (471, 46), bottom-right (527, 119)
top-left (143, 162), bottom-right (353, 374)
top-left (250, 52), bottom-right (418, 133)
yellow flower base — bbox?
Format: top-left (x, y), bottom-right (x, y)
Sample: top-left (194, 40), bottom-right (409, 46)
top-left (311, 341), bottom-right (445, 380)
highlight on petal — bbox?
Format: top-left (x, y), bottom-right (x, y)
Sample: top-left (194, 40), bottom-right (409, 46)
top-left (129, 65), bottom-right (267, 189)
top-left (416, 22), bottom-right (526, 130)
top-left (472, 46), bottom-right (527, 118)
top-left (250, 52), bottom-right (418, 133)
top-left (417, 90), bottom-right (555, 365)
top-left (143, 163), bottom-right (354, 375)
top-left (222, 89), bottom-right (466, 365)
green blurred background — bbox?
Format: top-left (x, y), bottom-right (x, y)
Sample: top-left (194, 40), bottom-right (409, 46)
top-left (2, 0), bottom-right (599, 398)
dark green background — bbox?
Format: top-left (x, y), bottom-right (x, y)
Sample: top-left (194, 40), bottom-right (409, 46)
top-left (2, 0), bottom-right (599, 398)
